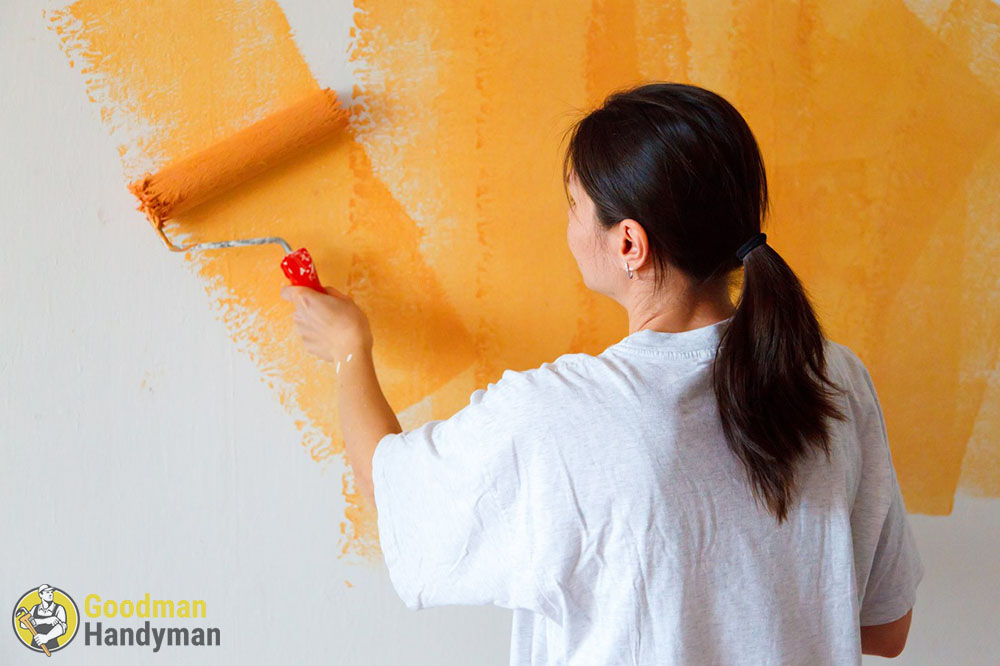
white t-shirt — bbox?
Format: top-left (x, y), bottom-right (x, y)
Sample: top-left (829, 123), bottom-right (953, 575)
top-left (372, 316), bottom-right (924, 665)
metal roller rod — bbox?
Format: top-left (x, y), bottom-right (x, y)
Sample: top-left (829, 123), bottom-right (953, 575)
top-left (153, 223), bottom-right (292, 255)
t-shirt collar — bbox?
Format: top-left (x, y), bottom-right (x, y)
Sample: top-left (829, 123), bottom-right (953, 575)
top-left (611, 316), bottom-right (733, 355)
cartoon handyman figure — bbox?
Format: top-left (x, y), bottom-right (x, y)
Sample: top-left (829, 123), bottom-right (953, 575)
top-left (25, 584), bottom-right (67, 650)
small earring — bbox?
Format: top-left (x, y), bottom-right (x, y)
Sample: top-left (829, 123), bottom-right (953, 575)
top-left (625, 263), bottom-right (634, 279)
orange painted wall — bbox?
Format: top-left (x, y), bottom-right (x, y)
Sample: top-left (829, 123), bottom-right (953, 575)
top-left (48, 0), bottom-right (1000, 560)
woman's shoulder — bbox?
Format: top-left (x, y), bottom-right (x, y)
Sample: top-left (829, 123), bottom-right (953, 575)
top-left (822, 338), bottom-right (875, 391)
top-left (821, 338), bottom-right (891, 437)
top-left (495, 352), bottom-right (595, 386)
top-left (476, 352), bottom-right (597, 409)
top-left (467, 353), bottom-right (604, 435)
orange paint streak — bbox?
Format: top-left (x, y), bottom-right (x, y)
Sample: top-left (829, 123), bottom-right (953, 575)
top-left (48, 0), bottom-right (475, 558)
top-left (46, 0), bottom-right (1000, 576)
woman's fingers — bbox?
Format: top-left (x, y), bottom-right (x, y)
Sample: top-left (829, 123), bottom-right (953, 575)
top-left (323, 284), bottom-right (349, 299)
top-left (280, 285), bottom-right (304, 301)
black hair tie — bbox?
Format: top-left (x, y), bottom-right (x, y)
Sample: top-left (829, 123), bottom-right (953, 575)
top-left (736, 232), bottom-right (767, 263)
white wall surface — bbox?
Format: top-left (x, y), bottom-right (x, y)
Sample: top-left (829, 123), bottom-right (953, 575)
top-left (1, 2), bottom-right (997, 665)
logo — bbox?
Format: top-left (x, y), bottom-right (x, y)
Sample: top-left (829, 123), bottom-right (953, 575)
top-left (11, 584), bottom-right (80, 656)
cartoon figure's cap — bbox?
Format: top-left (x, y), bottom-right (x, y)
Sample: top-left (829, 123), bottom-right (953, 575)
top-left (37, 584), bottom-right (54, 595)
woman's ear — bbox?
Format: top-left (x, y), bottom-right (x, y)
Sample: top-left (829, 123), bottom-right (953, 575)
top-left (617, 219), bottom-right (648, 267)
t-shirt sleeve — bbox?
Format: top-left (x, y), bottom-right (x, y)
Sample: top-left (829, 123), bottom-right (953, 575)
top-left (859, 469), bottom-right (925, 625)
top-left (371, 374), bottom-right (541, 612)
top-left (853, 356), bottom-right (925, 626)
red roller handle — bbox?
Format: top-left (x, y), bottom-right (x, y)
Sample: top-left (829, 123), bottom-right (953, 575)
top-left (280, 248), bottom-right (327, 293)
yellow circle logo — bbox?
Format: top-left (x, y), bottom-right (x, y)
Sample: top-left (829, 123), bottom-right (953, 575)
top-left (11, 584), bottom-right (79, 655)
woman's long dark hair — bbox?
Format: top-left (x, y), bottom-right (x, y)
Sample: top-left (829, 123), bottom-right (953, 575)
top-left (562, 82), bottom-right (848, 524)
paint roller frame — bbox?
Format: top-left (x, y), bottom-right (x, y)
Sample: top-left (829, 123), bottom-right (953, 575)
top-left (127, 87), bottom-right (351, 292)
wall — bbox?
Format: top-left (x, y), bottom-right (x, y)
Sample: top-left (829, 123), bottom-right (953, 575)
top-left (2, 0), bottom-right (998, 663)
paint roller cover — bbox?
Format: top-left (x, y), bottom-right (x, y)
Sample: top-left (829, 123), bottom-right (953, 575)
top-left (127, 88), bottom-right (350, 227)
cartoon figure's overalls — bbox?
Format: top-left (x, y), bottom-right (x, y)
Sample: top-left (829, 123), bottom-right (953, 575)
top-left (29, 603), bottom-right (63, 650)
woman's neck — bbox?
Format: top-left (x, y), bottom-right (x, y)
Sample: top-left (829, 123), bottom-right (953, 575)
top-left (627, 289), bottom-right (736, 335)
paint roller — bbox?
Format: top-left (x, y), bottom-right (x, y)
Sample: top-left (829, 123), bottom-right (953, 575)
top-left (127, 87), bottom-right (350, 293)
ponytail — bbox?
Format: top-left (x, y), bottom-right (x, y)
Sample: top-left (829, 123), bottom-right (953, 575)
top-left (714, 239), bottom-right (848, 524)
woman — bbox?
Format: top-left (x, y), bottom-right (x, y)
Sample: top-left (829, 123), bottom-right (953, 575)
top-left (281, 82), bottom-right (923, 664)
